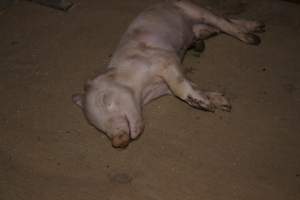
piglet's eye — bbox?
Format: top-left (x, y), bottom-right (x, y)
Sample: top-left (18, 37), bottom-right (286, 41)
top-left (102, 92), bottom-right (116, 110)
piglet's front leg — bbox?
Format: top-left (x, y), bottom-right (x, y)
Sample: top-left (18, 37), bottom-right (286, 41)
top-left (158, 62), bottom-right (231, 112)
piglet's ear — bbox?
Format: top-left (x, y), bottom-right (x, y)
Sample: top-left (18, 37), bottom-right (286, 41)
top-left (72, 93), bottom-right (84, 108)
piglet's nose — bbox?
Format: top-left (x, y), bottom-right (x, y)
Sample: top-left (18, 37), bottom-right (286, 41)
top-left (111, 134), bottom-right (130, 148)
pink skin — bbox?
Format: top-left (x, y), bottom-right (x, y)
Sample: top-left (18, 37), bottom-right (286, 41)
top-left (73, 0), bottom-right (265, 148)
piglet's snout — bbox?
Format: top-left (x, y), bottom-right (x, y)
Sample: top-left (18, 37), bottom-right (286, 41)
top-left (111, 133), bottom-right (130, 148)
top-left (109, 116), bottom-right (132, 148)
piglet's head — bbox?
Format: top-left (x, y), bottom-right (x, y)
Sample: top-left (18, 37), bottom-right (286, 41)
top-left (72, 79), bottom-right (144, 148)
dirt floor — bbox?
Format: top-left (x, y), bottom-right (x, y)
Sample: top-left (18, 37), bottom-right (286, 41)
top-left (0, 0), bottom-right (299, 199)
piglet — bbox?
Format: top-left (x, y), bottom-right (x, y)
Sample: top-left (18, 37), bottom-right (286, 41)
top-left (73, 0), bottom-right (265, 148)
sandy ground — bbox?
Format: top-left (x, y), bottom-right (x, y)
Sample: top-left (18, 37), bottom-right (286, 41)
top-left (0, 0), bottom-right (299, 199)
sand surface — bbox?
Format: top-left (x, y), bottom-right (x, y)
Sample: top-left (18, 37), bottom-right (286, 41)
top-left (0, 0), bottom-right (299, 199)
